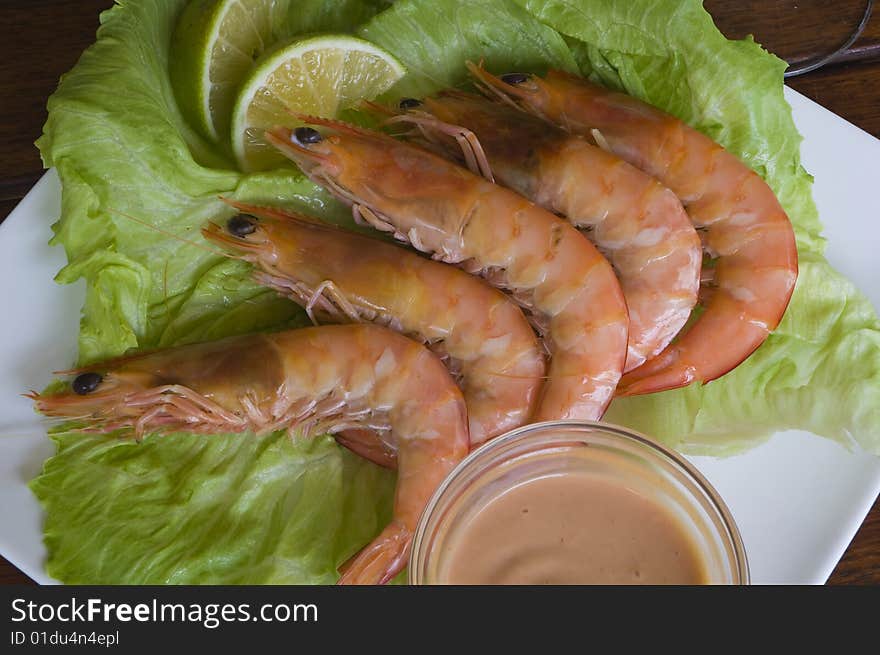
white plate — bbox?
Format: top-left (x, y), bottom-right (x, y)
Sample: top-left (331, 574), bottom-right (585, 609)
top-left (1, 88), bottom-right (878, 585)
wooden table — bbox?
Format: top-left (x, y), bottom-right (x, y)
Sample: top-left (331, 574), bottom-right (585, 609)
top-left (1, 0), bottom-right (878, 585)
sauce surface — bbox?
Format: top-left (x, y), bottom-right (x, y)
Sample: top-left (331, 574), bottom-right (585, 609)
top-left (441, 473), bottom-right (707, 584)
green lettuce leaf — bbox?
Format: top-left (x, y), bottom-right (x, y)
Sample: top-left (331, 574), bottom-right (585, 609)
top-left (31, 431), bottom-right (394, 584)
top-left (286, 0), bottom-right (389, 34)
top-left (29, 0), bottom-right (880, 584)
top-left (358, 0), bottom-right (579, 96)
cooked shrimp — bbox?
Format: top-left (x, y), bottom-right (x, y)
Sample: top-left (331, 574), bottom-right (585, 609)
top-left (265, 119), bottom-right (628, 422)
top-left (202, 201), bottom-right (545, 447)
top-left (473, 65), bottom-right (798, 395)
top-left (29, 324), bottom-right (469, 585)
top-left (386, 89), bottom-right (701, 372)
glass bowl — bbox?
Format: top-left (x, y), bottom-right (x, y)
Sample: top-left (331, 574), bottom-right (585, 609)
top-left (409, 421), bottom-right (749, 585)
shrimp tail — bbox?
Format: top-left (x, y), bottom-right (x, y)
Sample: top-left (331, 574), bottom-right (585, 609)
top-left (615, 349), bottom-right (694, 396)
top-left (337, 521), bottom-right (411, 585)
top-left (617, 312), bottom-right (770, 396)
top-left (335, 429), bottom-right (397, 470)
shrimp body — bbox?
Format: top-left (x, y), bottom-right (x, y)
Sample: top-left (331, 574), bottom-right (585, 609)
top-left (202, 202), bottom-right (545, 446)
top-left (30, 324), bottom-right (470, 585)
top-left (266, 120), bottom-right (629, 422)
top-left (398, 89), bottom-right (701, 372)
top-left (477, 68), bottom-right (798, 395)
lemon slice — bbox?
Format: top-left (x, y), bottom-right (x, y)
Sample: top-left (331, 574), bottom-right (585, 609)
top-left (170, 0), bottom-right (288, 142)
top-left (230, 35), bottom-right (405, 171)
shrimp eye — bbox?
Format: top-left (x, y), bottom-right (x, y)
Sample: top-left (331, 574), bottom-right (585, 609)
top-left (293, 127), bottom-right (323, 145)
top-left (227, 214), bottom-right (257, 237)
top-left (501, 73), bottom-right (530, 85)
top-left (73, 372), bottom-right (103, 395)
top-left (399, 97), bottom-right (422, 110)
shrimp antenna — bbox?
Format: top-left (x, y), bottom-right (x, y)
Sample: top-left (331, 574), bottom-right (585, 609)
top-left (219, 197), bottom-right (326, 227)
top-left (465, 61), bottom-right (536, 114)
top-left (290, 112), bottom-right (399, 144)
top-left (435, 88), bottom-right (477, 101)
top-left (105, 206), bottom-right (228, 259)
top-left (358, 99), bottom-right (397, 117)
top-left (385, 113), bottom-right (494, 182)
top-left (263, 126), bottom-right (333, 167)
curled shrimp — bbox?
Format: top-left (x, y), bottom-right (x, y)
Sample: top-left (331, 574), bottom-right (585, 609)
top-left (265, 118), bottom-right (629, 422)
top-left (384, 87), bottom-right (701, 372)
top-left (473, 65), bottom-right (799, 395)
top-left (201, 200), bottom-right (545, 448)
top-left (29, 324), bottom-right (470, 585)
